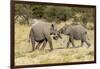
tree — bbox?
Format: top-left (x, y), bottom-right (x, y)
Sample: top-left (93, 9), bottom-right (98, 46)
top-left (15, 4), bottom-right (33, 24)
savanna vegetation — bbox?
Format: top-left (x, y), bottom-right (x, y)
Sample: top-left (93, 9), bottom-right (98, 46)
top-left (15, 3), bottom-right (95, 29)
top-left (15, 3), bottom-right (95, 65)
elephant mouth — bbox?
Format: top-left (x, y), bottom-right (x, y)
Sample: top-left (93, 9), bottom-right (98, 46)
top-left (53, 36), bottom-right (58, 40)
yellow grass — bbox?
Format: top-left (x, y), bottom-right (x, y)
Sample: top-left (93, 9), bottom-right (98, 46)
top-left (15, 23), bottom-right (95, 66)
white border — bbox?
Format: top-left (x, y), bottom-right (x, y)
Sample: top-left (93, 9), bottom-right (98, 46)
top-left (0, 0), bottom-right (100, 69)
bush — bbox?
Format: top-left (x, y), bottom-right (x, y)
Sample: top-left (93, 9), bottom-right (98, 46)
top-left (15, 4), bottom-right (95, 25)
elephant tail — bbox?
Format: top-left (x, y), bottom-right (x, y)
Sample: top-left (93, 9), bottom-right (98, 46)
top-left (28, 28), bottom-right (34, 43)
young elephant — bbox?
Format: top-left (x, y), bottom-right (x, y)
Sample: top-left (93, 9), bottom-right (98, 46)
top-left (28, 22), bottom-right (61, 51)
top-left (59, 24), bottom-right (90, 48)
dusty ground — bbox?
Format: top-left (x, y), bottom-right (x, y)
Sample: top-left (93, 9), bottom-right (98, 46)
top-left (15, 22), bottom-right (95, 66)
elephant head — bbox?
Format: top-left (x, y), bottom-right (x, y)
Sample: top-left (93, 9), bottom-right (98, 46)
top-left (50, 24), bottom-right (62, 40)
top-left (58, 25), bottom-right (70, 35)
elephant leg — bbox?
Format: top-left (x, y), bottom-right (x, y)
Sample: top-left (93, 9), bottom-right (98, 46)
top-left (85, 40), bottom-right (90, 48)
top-left (41, 40), bottom-right (47, 50)
top-left (70, 37), bottom-right (75, 47)
top-left (30, 37), bottom-right (35, 51)
top-left (48, 38), bottom-right (53, 51)
top-left (35, 42), bottom-right (42, 50)
top-left (45, 34), bottom-right (53, 51)
top-left (67, 38), bottom-right (71, 48)
top-left (81, 40), bottom-right (84, 47)
top-left (83, 35), bottom-right (90, 48)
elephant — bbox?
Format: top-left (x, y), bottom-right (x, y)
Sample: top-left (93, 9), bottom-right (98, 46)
top-left (58, 24), bottom-right (90, 48)
top-left (28, 22), bottom-right (62, 51)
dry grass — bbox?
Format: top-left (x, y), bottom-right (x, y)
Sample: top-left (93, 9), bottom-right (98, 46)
top-left (15, 22), bottom-right (95, 66)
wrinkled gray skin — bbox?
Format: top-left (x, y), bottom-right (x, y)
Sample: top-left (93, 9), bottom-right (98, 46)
top-left (59, 24), bottom-right (90, 48)
top-left (29, 23), bottom-right (62, 51)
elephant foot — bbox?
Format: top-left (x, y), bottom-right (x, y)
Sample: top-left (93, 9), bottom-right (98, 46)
top-left (80, 45), bottom-right (83, 47)
top-left (35, 47), bottom-right (39, 50)
top-left (31, 48), bottom-right (35, 52)
top-left (40, 48), bottom-right (44, 51)
top-left (66, 46), bottom-right (69, 48)
top-left (74, 46), bottom-right (80, 48)
top-left (87, 44), bottom-right (91, 48)
top-left (49, 49), bottom-right (53, 52)
top-left (28, 50), bottom-right (34, 53)
top-left (87, 43), bottom-right (91, 48)
top-left (66, 45), bottom-right (70, 48)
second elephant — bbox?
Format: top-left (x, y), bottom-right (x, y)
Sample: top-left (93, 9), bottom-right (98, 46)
top-left (59, 24), bottom-right (90, 48)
